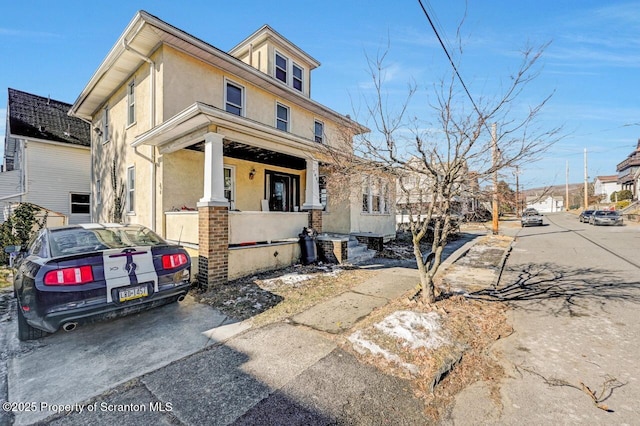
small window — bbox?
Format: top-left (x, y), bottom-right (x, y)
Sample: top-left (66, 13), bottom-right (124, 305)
top-left (225, 81), bottom-right (244, 116)
top-left (103, 107), bottom-right (110, 143)
top-left (275, 53), bottom-right (288, 83)
top-left (276, 103), bottom-right (289, 132)
top-left (127, 166), bottom-right (135, 213)
top-left (224, 166), bottom-right (235, 209)
top-left (292, 64), bottom-right (303, 91)
top-left (96, 179), bottom-right (101, 206)
top-left (127, 81), bottom-right (135, 125)
top-left (314, 120), bottom-right (324, 143)
top-left (71, 193), bottom-right (91, 214)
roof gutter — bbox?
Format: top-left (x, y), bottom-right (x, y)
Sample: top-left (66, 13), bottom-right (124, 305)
top-left (123, 33), bottom-right (158, 232)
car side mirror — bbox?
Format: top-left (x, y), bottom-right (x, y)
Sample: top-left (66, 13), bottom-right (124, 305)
top-left (4, 245), bottom-right (22, 254)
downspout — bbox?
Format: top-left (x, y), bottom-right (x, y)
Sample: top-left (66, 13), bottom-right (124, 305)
top-left (123, 37), bottom-right (157, 232)
top-left (76, 116), bottom-right (95, 222)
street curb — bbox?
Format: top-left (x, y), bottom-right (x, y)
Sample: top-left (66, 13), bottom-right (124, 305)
top-left (433, 236), bottom-right (481, 283)
top-left (492, 242), bottom-right (513, 289)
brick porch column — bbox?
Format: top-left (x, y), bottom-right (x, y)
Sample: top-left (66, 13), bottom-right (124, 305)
top-left (197, 132), bottom-right (229, 288)
top-left (198, 205), bottom-right (228, 288)
top-left (308, 208), bottom-right (323, 233)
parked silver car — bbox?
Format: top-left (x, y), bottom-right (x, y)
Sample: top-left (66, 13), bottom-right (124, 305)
top-left (589, 210), bottom-right (623, 226)
top-left (521, 212), bottom-right (543, 227)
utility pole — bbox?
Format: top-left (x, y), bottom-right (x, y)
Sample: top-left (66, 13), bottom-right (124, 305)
top-left (492, 123), bottom-right (499, 235)
top-left (583, 148), bottom-right (588, 210)
top-left (565, 160), bottom-right (569, 211)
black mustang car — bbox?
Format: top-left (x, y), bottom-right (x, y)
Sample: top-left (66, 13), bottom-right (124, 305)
top-left (7, 224), bottom-right (191, 341)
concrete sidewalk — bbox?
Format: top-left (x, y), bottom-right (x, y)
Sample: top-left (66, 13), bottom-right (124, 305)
top-left (27, 232), bottom-right (508, 425)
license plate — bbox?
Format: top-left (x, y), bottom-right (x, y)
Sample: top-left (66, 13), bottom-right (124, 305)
top-left (118, 285), bottom-right (149, 302)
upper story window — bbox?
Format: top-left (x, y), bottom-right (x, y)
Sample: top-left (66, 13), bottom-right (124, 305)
top-left (276, 103), bottom-right (289, 132)
top-left (225, 80), bottom-right (244, 116)
top-left (292, 64), bottom-right (303, 92)
top-left (127, 81), bottom-right (135, 125)
top-left (275, 53), bottom-right (288, 84)
top-left (314, 120), bottom-right (324, 143)
top-left (102, 107), bottom-right (110, 143)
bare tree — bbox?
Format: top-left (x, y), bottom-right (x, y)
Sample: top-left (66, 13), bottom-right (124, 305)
top-left (325, 43), bottom-right (561, 304)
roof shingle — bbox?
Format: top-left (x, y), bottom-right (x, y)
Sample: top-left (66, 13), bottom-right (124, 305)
top-left (7, 88), bottom-right (90, 147)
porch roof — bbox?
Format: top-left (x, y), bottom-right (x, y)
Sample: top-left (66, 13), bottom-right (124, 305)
top-left (131, 102), bottom-right (317, 162)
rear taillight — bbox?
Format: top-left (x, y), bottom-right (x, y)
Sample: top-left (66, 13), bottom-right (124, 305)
top-left (162, 253), bottom-right (188, 269)
top-left (44, 266), bottom-right (94, 286)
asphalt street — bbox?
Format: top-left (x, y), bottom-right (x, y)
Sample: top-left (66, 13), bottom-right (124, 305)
top-left (446, 213), bottom-right (640, 424)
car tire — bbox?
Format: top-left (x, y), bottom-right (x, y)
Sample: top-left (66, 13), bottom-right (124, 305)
top-left (16, 304), bottom-right (47, 341)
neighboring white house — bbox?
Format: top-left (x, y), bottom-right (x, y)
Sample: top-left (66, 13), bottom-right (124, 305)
top-left (1, 88), bottom-right (91, 224)
top-left (594, 175), bottom-right (621, 202)
top-left (526, 195), bottom-right (564, 213)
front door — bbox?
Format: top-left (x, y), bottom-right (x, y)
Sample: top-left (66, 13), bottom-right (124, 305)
top-left (266, 171), bottom-right (299, 212)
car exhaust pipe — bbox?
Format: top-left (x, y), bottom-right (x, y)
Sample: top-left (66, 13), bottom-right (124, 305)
top-left (177, 295), bottom-right (186, 302)
top-left (62, 322), bottom-right (78, 332)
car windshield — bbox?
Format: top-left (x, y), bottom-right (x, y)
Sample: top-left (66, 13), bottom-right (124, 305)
top-left (49, 226), bottom-right (167, 257)
top-left (595, 211), bottom-right (619, 217)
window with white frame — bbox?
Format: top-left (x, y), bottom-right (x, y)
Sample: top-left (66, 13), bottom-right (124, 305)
top-left (127, 81), bottom-right (135, 125)
top-left (223, 166), bottom-right (235, 210)
top-left (70, 193), bottom-right (91, 214)
top-left (126, 166), bottom-right (135, 213)
top-left (319, 175), bottom-right (328, 211)
top-left (292, 63), bottom-right (303, 91)
top-left (314, 120), bottom-right (324, 143)
top-left (276, 103), bottom-right (289, 131)
top-left (102, 107), bottom-right (110, 143)
top-left (275, 52), bottom-right (288, 84)
top-left (362, 177), bottom-right (389, 214)
top-left (225, 80), bottom-right (244, 116)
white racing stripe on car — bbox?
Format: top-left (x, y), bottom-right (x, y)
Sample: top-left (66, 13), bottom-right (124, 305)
top-left (102, 247), bottom-right (159, 303)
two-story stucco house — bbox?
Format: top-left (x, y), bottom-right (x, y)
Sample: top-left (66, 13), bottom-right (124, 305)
top-left (69, 11), bottom-right (395, 287)
top-left (594, 175), bottom-right (621, 203)
top-left (1, 88), bottom-right (91, 224)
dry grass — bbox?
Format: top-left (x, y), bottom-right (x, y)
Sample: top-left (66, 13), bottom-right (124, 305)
top-left (0, 267), bottom-right (13, 289)
top-left (337, 294), bottom-right (512, 421)
top-left (194, 264), bottom-right (375, 327)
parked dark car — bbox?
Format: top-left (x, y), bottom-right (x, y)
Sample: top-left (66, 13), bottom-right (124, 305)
top-left (579, 209), bottom-right (595, 223)
top-left (6, 224), bottom-right (191, 341)
top-left (521, 211), bottom-right (543, 227)
top-left (589, 210), bottom-right (623, 226)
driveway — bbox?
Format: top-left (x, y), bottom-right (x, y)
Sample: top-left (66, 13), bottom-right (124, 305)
top-left (445, 213), bottom-right (640, 424)
top-left (0, 293), bottom-right (247, 425)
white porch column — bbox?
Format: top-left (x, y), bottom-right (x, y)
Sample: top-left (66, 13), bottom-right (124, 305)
top-left (198, 132), bottom-right (228, 207)
top-left (302, 159), bottom-right (323, 210)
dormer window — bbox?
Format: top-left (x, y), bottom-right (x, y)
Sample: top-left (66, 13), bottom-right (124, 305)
top-left (275, 53), bottom-right (287, 84)
top-left (274, 51), bottom-right (305, 93)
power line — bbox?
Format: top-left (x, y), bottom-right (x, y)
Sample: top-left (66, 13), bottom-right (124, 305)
top-left (417, 0), bottom-right (486, 129)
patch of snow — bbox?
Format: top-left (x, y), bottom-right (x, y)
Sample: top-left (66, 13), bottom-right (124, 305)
top-left (260, 269), bottom-right (343, 289)
top-left (348, 330), bottom-right (419, 375)
top-left (374, 311), bottom-right (449, 350)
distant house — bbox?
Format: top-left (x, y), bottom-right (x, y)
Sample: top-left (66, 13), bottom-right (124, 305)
top-left (616, 139), bottom-right (640, 200)
top-left (594, 175), bottom-right (621, 202)
top-left (1, 88), bottom-right (91, 223)
top-left (526, 195), bottom-right (563, 213)
top-left (68, 11), bottom-right (395, 286)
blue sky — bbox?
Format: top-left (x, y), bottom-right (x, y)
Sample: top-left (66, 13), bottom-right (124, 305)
top-left (1, 0), bottom-right (639, 190)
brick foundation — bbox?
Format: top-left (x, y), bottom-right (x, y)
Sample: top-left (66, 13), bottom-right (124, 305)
top-left (308, 209), bottom-right (323, 233)
top-left (198, 205), bottom-right (228, 288)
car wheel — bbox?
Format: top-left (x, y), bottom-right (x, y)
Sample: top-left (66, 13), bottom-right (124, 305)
top-left (16, 304), bottom-right (47, 341)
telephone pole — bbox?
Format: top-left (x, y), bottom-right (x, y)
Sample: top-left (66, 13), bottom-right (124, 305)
top-left (515, 166), bottom-right (520, 217)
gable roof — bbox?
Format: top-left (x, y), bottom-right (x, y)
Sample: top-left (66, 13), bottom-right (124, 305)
top-left (595, 175), bottom-right (618, 183)
top-left (69, 10), bottom-right (365, 133)
top-left (7, 88), bottom-right (90, 147)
